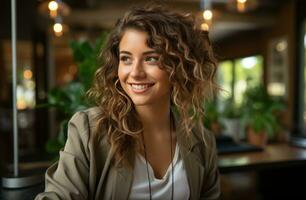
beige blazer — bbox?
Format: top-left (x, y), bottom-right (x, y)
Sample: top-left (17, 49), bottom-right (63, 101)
top-left (35, 107), bottom-right (220, 200)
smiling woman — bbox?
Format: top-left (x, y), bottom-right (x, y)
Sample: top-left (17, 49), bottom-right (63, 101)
top-left (118, 29), bottom-right (170, 107)
top-left (35, 4), bottom-right (220, 200)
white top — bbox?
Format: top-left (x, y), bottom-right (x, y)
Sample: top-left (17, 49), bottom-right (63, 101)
top-left (129, 144), bottom-right (190, 200)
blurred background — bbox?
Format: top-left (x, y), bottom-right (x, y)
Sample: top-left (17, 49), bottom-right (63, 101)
top-left (0, 0), bottom-right (305, 199)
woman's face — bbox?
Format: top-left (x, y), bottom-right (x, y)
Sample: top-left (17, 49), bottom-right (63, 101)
top-left (118, 29), bottom-right (170, 106)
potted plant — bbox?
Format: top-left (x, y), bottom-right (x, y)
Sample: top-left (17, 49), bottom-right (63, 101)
top-left (39, 32), bottom-right (108, 156)
top-left (220, 97), bottom-right (242, 142)
top-left (204, 100), bottom-right (222, 136)
top-left (241, 84), bottom-right (285, 148)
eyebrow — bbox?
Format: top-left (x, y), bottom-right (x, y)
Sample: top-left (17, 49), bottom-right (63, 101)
top-left (119, 50), bottom-right (158, 55)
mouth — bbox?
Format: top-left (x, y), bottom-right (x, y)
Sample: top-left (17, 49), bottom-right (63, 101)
top-left (129, 83), bottom-right (155, 93)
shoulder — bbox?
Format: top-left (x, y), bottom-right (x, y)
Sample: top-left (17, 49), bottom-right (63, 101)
top-left (69, 107), bottom-right (101, 130)
top-left (67, 107), bottom-right (102, 143)
top-left (192, 126), bottom-right (216, 150)
top-left (191, 126), bottom-right (218, 165)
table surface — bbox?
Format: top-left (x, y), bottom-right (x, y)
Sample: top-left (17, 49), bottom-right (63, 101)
top-left (218, 143), bottom-right (306, 173)
top-left (2, 143), bottom-right (306, 199)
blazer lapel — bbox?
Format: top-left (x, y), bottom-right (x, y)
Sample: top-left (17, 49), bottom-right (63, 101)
top-left (112, 153), bottom-right (134, 200)
top-left (175, 119), bottom-right (205, 200)
top-left (112, 167), bottom-right (133, 200)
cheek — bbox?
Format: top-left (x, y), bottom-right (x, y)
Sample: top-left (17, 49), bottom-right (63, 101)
top-left (154, 69), bottom-right (170, 85)
top-left (118, 66), bottom-right (130, 94)
top-left (118, 65), bottom-right (127, 81)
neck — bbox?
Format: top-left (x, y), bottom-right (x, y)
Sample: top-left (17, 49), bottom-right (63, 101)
top-left (135, 100), bottom-right (171, 139)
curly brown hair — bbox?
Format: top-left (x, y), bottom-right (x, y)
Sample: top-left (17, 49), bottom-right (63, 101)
top-left (87, 4), bottom-right (218, 167)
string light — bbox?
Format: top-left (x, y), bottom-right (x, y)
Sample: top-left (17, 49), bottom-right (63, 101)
top-left (203, 9), bottom-right (213, 20)
top-left (53, 23), bottom-right (63, 36)
top-left (53, 23), bottom-right (62, 33)
top-left (48, 0), bottom-right (58, 18)
top-left (48, 1), bottom-right (58, 11)
top-left (200, 0), bottom-right (213, 31)
top-left (201, 23), bottom-right (209, 31)
top-left (237, 0), bottom-right (247, 12)
top-left (38, 0), bottom-right (70, 36)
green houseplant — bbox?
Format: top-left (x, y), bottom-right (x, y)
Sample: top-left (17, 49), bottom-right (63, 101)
top-left (44, 32), bottom-right (108, 155)
top-left (220, 97), bottom-right (242, 142)
top-left (241, 84), bottom-right (285, 147)
top-left (204, 100), bottom-right (222, 136)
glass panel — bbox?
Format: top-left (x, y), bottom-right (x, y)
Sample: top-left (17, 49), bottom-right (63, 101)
top-left (1, 40), bottom-right (37, 154)
top-left (267, 37), bottom-right (289, 98)
top-left (1, 41), bottom-right (36, 109)
top-left (234, 55), bottom-right (263, 106)
top-left (304, 23), bottom-right (306, 130)
top-left (217, 60), bottom-right (233, 101)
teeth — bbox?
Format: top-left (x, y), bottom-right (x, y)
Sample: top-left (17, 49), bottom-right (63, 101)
top-left (131, 84), bottom-right (151, 90)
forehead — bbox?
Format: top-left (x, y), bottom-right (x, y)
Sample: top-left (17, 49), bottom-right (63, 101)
top-left (119, 29), bottom-right (152, 51)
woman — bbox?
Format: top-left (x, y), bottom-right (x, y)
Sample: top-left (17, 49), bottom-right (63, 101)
top-left (36, 4), bottom-right (220, 200)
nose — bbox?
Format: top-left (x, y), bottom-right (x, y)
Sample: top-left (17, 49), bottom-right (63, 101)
top-left (130, 59), bottom-right (146, 78)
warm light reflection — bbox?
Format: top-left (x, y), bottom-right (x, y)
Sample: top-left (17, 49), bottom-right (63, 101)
top-left (201, 23), bottom-right (209, 31)
top-left (203, 9), bottom-right (213, 20)
top-left (237, 0), bottom-right (247, 12)
top-left (237, 2), bottom-right (246, 12)
top-left (25, 80), bottom-right (35, 90)
top-left (17, 99), bottom-right (27, 110)
top-left (220, 157), bottom-right (249, 166)
top-left (268, 83), bottom-right (285, 96)
top-left (276, 40), bottom-right (287, 52)
top-left (49, 10), bottom-right (57, 18)
top-left (54, 31), bottom-right (63, 37)
top-left (23, 69), bottom-right (33, 80)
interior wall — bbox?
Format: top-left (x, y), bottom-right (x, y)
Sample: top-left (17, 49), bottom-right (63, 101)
top-left (262, 0), bottom-right (296, 129)
top-left (214, 0), bottom-right (297, 130)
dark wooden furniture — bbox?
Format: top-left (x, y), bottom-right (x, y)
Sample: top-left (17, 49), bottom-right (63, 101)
top-left (218, 143), bottom-right (306, 199)
top-left (218, 143), bottom-right (306, 173)
top-left (2, 143), bottom-right (306, 199)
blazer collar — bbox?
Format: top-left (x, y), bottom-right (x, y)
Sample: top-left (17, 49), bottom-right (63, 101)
top-left (112, 110), bottom-right (203, 200)
top-left (172, 109), bottom-right (201, 154)
top-left (112, 165), bottom-right (133, 200)
top-left (174, 113), bottom-right (205, 200)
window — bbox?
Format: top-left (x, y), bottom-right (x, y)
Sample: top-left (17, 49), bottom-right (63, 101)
top-left (217, 55), bottom-right (263, 106)
top-left (217, 61), bottom-right (233, 100)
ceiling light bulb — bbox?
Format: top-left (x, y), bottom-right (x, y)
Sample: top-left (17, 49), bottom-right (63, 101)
top-left (203, 9), bottom-right (213, 20)
top-left (53, 23), bottom-right (63, 33)
top-left (201, 23), bottom-right (209, 31)
top-left (48, 1), bottom-right (58, 11)
top-left (237, 0), bottom-right (247, 3)
top-left (237, 1), bottom-right (246, 12)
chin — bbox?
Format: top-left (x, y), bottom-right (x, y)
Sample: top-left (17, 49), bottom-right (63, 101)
top-left (131, 100), bottom-right (153, 106)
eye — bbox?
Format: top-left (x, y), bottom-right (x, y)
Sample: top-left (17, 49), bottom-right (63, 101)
top-left (120, 55), bottom-right (132, 65)
top-left (145, 56), bottom-right (159, 64)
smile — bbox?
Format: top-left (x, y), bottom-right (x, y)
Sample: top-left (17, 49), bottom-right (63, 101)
top-left (129, 83), bottom-right (154, 93)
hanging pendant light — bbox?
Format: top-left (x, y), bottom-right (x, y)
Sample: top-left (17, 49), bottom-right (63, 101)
top-left (38, 0), bottom-right (70, 37)
top-left (237, 0), bottom-right (247, 12)
top-left (201, 0), bottom-right (213, 31)
top-left (38, 0), bottom-right (70, 18)
top-left (227, 0), bottom-right (259, 13)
